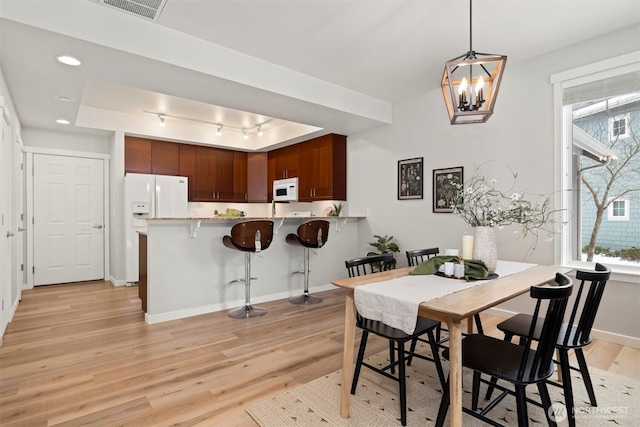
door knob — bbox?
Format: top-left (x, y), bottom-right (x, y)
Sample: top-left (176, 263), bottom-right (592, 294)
top-left (93, 224), bottom-right (103, 229)
top-left (6, 231), bottom-right (14, 238)
top-left (18, 227), bottom-right (24, 232)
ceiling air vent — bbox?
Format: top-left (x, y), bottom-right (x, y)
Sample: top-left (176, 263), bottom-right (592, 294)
top-left (99, 0), bottom-right (167, 21)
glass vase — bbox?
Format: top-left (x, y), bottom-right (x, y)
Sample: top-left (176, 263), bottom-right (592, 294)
top-left (472, 226), bottom-right (498, 274)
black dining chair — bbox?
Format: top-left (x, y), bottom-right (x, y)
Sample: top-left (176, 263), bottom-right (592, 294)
top-left (346, 253), bottom-right (445, 426)
top-left (435, 272), bottom-right (573, 427)
top-left (405, 247), bottom-right (484, 339)
top-left (487, 263), bottom-right (611, 427)
top-left (405, 247), bottom-right (440, 266)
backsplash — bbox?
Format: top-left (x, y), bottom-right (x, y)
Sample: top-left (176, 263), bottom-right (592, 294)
top-left (187, 200), bottom-right (346, 218)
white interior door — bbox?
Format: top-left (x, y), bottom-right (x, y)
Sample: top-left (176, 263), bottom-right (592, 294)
top-left (0, 112), bottom-right (11, 330)
top-left (33, 154), bottom-right (104, 285)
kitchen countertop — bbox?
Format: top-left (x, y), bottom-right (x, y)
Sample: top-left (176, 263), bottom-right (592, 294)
top-left (145, 216), bottom-right (366, 221)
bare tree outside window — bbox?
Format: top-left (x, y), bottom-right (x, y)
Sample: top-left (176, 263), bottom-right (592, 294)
top-left (574, 96), bottom-right (640, 263)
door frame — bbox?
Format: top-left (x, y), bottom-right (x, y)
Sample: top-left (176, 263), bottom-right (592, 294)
top-left (24, 147), bottom-right (110, 289)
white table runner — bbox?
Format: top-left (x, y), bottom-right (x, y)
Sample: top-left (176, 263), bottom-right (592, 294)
top-left (354, 260), bottom-right (537, 334)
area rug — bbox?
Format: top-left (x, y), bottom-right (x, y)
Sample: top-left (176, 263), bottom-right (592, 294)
top-left (246, 343), bottom-right (639, 426)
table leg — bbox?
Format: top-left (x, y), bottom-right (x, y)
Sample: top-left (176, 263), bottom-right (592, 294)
top-left (341, 290), bottom-right (356, 418)
top-left (447, 318), bottom-right (463, 427)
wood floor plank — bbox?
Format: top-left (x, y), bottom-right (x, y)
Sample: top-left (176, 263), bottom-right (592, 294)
top-left (0, 281), bottom-right (637, 426)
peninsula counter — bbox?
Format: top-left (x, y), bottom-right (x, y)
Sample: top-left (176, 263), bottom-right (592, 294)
top-left (142, 216), bottom-right (365, 323)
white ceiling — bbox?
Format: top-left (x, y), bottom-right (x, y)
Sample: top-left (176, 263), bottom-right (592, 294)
top-left (1, 0), bottom-right (639, 150)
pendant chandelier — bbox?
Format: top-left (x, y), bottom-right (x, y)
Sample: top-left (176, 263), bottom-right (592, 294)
top-left (441, 0), bottom-right (507, 125)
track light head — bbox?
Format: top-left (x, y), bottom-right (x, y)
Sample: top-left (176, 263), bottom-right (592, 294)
top-left (158, 114), bottom-right (166, 127)
top-left (216, 125), bottom-right (223, 136)
top-left (242, 129), bottom-right (249, 139)
top-left (257, 126), bottom-right (263, 136)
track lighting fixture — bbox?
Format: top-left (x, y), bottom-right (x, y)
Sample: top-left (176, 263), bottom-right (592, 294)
top-left (144, 110), bottom-right (272, 138)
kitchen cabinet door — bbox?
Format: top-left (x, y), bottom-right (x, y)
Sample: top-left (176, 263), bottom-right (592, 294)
top-left (233, 151), bottom-right (248, 201)
top-left (271, 144), bottom-right (299, 180)
top-left (179, 144), bottom-right (196, 201)
top-left (298, 134), bottom-right (347, 201)
top-left (125, 137), bottom-right (152, 174)
top-left (151, 140), bottom-right (180, 175)
top-left (215, 149), bottom-right (235, 201)
top-left (248, 152), bottom-right (268, 202)
top-left (193, 146), bottom-right (217, 201)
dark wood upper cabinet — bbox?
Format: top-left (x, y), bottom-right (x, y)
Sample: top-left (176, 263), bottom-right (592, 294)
top-left (125, 137), bottom-right (179, 175)
top-left (247, 152), bottom-right (268, 202)
top-left (178, 145), bottom-right (197, 200)
top-left (233, 151), bottom-right (248, 202)
top-left (125, 133), bottom-right (346, 203)
top-left (193, 146), bottom-right (217, 201)
top-left (124, 137), bottom-right (152, 174)
top-left (215, 149), bottom-right (235, 201)
top-left (150, 140), bottom-right (180, 175)
top-left (298, 134), bottom-right (347, 201)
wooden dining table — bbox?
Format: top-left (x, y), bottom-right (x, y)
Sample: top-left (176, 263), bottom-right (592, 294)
top-left (331, 263), bottom-right (567, 426)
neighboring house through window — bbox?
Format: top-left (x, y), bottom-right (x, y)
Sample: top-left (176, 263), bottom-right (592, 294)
top-left (552, 53), bottom-right (640, 274)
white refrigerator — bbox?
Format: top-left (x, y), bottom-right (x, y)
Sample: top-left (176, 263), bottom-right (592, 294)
top-left (124, 173), bottom-right (189, 284)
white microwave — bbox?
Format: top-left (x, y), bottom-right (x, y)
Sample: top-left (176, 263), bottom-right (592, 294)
top-left (273, 177), bottom-right (298, 202)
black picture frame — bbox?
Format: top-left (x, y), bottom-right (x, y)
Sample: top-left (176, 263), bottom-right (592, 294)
top-left (398, 157), bottom-right (423, 200)
top-left (433, 166), bottom-right (463, 213)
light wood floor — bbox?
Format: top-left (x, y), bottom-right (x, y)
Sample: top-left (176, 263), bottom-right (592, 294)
top-left (1, 282), bottom-right (638, 426)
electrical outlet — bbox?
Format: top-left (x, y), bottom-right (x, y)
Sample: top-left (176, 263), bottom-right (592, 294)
top-left (366, 208), bottom-right (371, 216)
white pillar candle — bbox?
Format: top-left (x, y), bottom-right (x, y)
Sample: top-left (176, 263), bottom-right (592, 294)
top-left (462, 234), bottom-right (474, 259)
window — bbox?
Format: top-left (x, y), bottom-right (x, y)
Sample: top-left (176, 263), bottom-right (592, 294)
top-left (609, 113), bottom-right (630, 140)
top-left (608, 198), bottom-right (630, 221)
top-left (552, 55), bottom-right (640, 274)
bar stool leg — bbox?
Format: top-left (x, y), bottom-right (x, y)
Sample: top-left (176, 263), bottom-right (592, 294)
top-left (289, 247), bottom-right (323, 304)
top-left (228, 252), bottom-right (267, 318)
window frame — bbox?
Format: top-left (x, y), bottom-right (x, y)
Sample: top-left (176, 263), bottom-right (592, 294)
top-left (551, 51), bottom-right (640, 280)
top-left (609, 112), bottom-right (631, 141)
top-left (607, 198), bottom-right (630, 221)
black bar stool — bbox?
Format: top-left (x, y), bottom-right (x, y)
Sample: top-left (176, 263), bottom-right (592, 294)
top-left (285, 220), bottom-right (330, 304)
top-left (222, 220), bottom-right (274, 318)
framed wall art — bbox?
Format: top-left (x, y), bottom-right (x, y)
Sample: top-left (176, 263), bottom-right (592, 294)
top-left (433, 166), bottom-right (463, 213)
top-left (398, 157), bottom-right (423, 200)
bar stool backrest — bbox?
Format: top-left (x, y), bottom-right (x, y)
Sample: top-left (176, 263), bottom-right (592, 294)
top-left (296, 220), bottom-right (330, 248)
top-left (227, 220), bottom-right (274, 252)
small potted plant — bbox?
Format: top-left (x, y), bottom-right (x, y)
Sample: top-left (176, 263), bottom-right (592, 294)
top-left (367, 234), bottom-right (400, 269)
top-left (329, 202), bottom-right (344, 216)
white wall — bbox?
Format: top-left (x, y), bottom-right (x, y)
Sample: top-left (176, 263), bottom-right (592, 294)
top-left (21, 127), bottom-right (111, 153)
top-left (347, 24), bottom-right (640, 344)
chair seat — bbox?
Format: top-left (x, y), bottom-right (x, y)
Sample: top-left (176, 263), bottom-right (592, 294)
top-left (443, 334), bottom-right (555, 385)
top-left (497, 314), bottom-right (593, 349)
top-left (357, 315), bottom-right (440, 341)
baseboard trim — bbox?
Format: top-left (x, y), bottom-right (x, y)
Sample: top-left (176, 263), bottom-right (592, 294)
top-left (110, 276), bottom-right (126, 287)
top-left (484, 307), bottom-right (640, 349)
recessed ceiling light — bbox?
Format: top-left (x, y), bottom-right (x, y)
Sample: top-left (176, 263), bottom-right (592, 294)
top-left (54, 95), bottom-right (76, 102)
top-left (56, 119), bottom-right (71, 125)
top-left (57, 55), bottom-right (81, 66)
